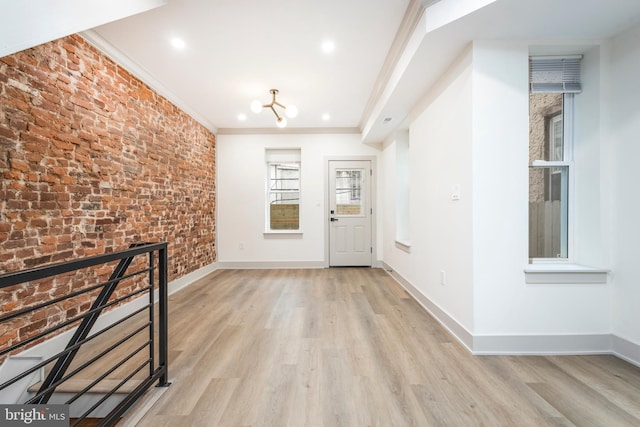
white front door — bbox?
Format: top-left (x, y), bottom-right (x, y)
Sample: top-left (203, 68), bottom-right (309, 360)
top-left (328, 160), bottom-right (372, 266)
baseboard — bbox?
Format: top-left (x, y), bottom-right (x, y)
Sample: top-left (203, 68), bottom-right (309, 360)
top-left (381, 262), bottom-right (474, 351)
top-left (612, 335), bottom-right (640, 368)
top-left (472, 334), bottom-right (612, 355)
top-left (217, 261), bottom-right (327, 269)
top-left (167, 262), bottom-right (219, 296)
top-left (380, 262), bottom-right (640, 365)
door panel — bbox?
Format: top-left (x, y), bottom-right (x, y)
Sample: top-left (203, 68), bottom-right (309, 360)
top-left (329, 160), bottom-right (372, 266)
top-left (354, 226), bottom-right (365, 253)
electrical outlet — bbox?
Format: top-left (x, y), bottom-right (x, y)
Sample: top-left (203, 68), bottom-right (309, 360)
top-left (440, 270), bottom-right (446, 286)
top-left (451, 184), bottom-right (461, 201)
top-left (239, 242), bottom-right (245, 250)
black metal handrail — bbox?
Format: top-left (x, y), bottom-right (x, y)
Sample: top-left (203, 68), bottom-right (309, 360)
top-left (0, 242), bottom-right (170, 427)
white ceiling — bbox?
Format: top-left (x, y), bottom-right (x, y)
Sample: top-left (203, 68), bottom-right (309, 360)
top-left (91, 0), bottom-right (411, 133)
top-left (18, 0), bottom-right (640, 143)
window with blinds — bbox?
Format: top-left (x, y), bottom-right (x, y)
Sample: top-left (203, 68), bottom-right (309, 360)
top-left (265, 148), bottom-right (301, 231)
top-left (528, 55), bottom-right (582, 261)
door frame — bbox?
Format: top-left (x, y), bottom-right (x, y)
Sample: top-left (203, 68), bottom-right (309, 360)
top-left (324, 156), bottom-right (377, 267)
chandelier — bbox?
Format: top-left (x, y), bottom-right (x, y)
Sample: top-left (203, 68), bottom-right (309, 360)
top-left (250, 89), bottom-right (298, 128)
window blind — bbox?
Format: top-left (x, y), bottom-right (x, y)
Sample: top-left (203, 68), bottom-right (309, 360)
top-left (265, 148), bottom-right (301, 164)
top-left (529, 55), bottom-right (582, 93)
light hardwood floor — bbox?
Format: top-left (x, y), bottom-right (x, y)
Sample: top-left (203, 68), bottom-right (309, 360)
top-left (125, 268), bottom-right (640, 427)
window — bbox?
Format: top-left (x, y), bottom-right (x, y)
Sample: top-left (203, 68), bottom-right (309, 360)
top-left (528, 55), bottom-right (581, 261)
top-left (335, 169), bottom-right (363, 215)
top-left (395, 131), bottom-right (410, 249)
top-left (266, 149), bottom-right (300, 231)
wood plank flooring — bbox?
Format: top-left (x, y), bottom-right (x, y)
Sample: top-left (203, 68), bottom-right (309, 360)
top-left (125, 268), bottom-right (640, 427)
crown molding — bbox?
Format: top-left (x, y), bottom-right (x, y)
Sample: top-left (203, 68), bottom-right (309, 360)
top-left (359, 0), bottom-right (426, 131)
top-left (216, 127), bottom-right (361, 135)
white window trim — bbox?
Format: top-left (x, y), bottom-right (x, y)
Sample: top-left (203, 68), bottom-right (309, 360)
top-left (524, 263), bottom-right (608, 284)
top-left (264, 230), bottom-right (304, 237)
top-left (526, 96), bottom-right (608, 283)
top-left (265, 149), bottom-right (301, 234)
top-left (394, 239), bottom-right (411, 253)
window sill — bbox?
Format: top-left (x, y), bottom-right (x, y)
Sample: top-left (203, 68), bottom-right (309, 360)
top-left (395, 240), bottom-right (411, 253)
top-left (263, 231), bottom-right (303, 239)
top-left (524, 263), bottom-right (609, 284)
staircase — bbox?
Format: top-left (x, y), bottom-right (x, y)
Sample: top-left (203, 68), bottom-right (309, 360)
top-left (0, 242), bottom-right (171, 427)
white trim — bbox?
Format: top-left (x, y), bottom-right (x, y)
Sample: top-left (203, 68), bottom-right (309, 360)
top-left (612, 336), bottom-right (640, 368)
top-left (265, 150), bottom-right (302, 234)
top-left (394, 240), bottom-right (411, 253)
top-left (216, 261), bottom-right (326, 270)
top-left (474, 334), bottom-right (640, 366)
top-left (379, 263), bottom-right (640, 364)
top-left (263, 231), bottom-right (304, 238)
top-left (381, 262), bottom-right (474, 351)
top-left (524, 263), bottom-right (608, 284)
top-left (80, 30), bottom-right (217, 133)
top-left (218, 127), bottom-right (360, 135)
top-left (166, 262), bottom-right (219, 296)
top-left (472, 334), bottom-right (612, 355)
top-left (359, 0), bottom-right (426, 130)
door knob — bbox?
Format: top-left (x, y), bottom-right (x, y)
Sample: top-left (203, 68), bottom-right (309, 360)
top-left (330, 217), bottom-right (339, 222)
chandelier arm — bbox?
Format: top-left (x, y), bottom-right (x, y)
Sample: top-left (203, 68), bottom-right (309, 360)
top-left (273, 101), bottom-right (286, 109)
top-left (269, 105), bottom-right (282, 120)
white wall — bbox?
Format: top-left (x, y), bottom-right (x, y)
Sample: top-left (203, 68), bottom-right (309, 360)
top-left (610, 22), bottom-right (640, 346)
top-left (217, 133), bottom-right (381, 265)
top-left (573, 46), bottom-right (604, 267)
top-left (471, 40), bottom-right (611, 338)
top-left (382, 47), bottom-right (475, 333)
top-left (381, 40), bottom-right (615, 350)
top-left (381, 137), bottom-right (398, 256)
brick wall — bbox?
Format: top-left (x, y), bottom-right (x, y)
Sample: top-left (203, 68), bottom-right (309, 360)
top-left (0, 35), bottom-right (216, 353)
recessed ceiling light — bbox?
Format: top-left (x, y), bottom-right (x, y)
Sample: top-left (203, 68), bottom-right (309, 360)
top-left (170, 38), bottom-right (186, 49)
top-left (238, 114), bottom-right (247, 121)
top-left (322, 41), bottom-right (335, 54)
top-left (322, 113), bottom-right (331, 121)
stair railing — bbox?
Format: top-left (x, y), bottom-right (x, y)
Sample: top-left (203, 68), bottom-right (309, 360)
top-left (0, 242), bottom-right (170, 426)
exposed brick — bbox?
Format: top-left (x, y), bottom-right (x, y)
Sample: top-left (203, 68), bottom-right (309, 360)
top-left (23, 255), bottom-right (52, 267)
top-left (29, 219), bottom-right (48, 228)
top-left (3, 239), bottom-right (26, 250)
top-left (18, 319), bottom-right (47, 339)
top-left (0, 34), bottom-right (216, 355)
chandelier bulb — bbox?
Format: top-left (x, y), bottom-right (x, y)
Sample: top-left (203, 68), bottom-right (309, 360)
top-left (250, 100), bottom-right (263, 114)
top-left (276, 116), bottom-right (287, 128)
